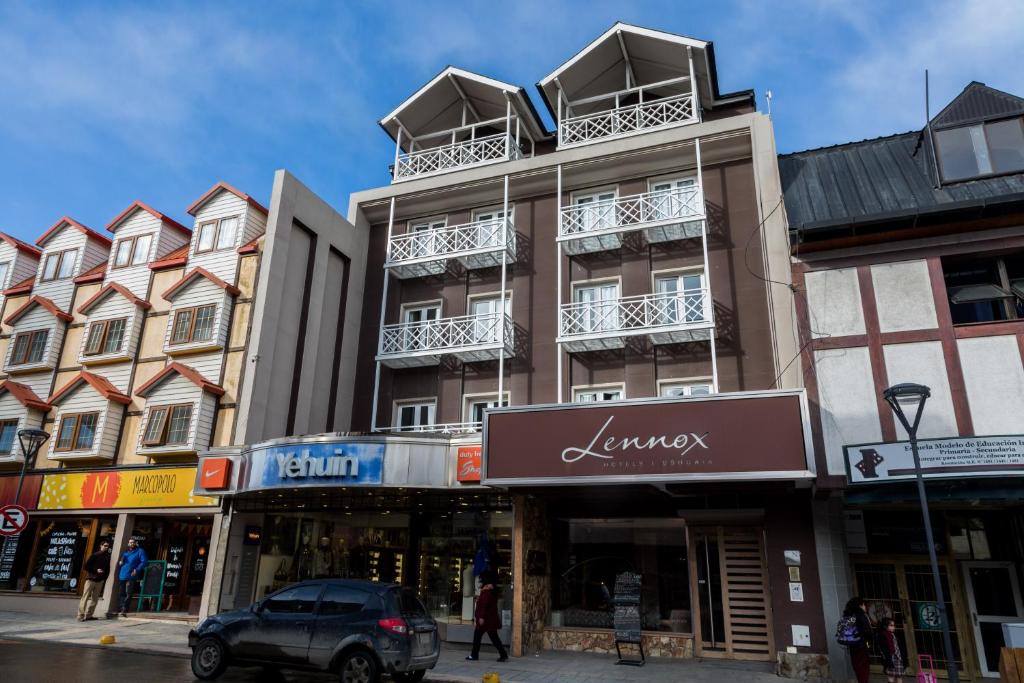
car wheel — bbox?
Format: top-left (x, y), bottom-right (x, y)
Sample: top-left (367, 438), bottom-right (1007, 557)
top-left (392, 671), bottom-right (426, 683)
top-left (191, 637), bottom-right (228, 680)
top-left (339, 649), bottom-right (380, 683)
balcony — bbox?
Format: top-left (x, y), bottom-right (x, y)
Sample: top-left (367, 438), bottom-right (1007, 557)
top-left (377, 311), bottom-right (514, 368)
top-left (390, 421), bottom-right (482, 435)
top-left (385, 217), bottom-right (516, 279)
top-left (558, 92), bottom-right (697, 148)
top-left (558, 290), bottom-right (713, 352)
top-left (393, 133), bottom-right (521, 182)
top-left (559, 186), bottom-right (705, 255)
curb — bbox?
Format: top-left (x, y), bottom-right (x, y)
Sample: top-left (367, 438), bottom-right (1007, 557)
top-left (0, 634), bottom-right (190, 660)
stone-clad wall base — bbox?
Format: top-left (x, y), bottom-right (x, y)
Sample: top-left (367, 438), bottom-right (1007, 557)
top-left (542, 628), bottom-right (693, 658)
top-left (776, 652), bottom-right (831, 680)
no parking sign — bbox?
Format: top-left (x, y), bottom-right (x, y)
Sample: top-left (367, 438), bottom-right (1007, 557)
top-left (0, 504), bottom-right (29, 537)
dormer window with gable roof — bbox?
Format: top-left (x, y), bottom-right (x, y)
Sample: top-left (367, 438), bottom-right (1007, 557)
top-left (935, 117), bottom-right (1024, 182)
top-left (112, 233), bottom-right (153, 268)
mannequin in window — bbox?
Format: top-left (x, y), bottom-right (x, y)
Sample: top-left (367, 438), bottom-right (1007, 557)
top-left (294, 534), bottom-right (314, 581)
top-left (313, 536), bottom-right (335, 578)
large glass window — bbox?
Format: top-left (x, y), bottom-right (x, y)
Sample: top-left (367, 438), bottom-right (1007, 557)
top-left (936, 117), bottom-right (1024, 181)
top-left (943, 252), bottom-right (1024, 324)
top-left (55, 413), bottom-right (99, 451)
top-left (551, 519), bottom-right (690, 633)
top-left (10, 329), bottom-right (48, 366)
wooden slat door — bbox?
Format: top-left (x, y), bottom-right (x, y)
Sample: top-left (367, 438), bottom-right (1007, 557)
top-left (691, 526), bottom-right (775, 661)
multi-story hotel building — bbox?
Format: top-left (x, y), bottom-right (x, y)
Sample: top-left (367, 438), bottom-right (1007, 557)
top-left (202, 24), bottom-right (827, 673)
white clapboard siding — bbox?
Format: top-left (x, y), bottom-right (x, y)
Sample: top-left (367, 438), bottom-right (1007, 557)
top-left (17, 373), bottom-right (55, 401)
top-left (188, 190), bottom-right (247, 283)
top-left (180, 351), bottom-right (225, 379)
top-left (35, 227), bottom-right (87, 312)
top-left (163, 283), bottom-right (232, 355)
top-left (11, 251), bottom-right (40, 286)
top-left (241, 205), bottom-right (267, 247)
top-left (0, 396), bottom-right (44, 461)
top-left (81, 236), bottom-right (110, 275)
top-left (137, 372), bottom-right (216, 455)
top-left (4, 308), bottom-right (65, 372)
top-left (79, 300), bottom-right (144, 368)
top-left (155, 223), bottom-right (191, 259)
top-left (47, 385), bottom-right (122, 461)
top-left (106, 210), bottom-right (161, 297)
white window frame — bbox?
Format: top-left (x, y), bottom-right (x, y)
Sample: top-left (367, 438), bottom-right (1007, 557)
top-left (570, 186), bottom-right (618, 233)
top-left (406, 215), bottom-right (447, 258)
top-left (658, 377), bottom-right (714, 398)
top-left (651, 267), bottom-right (707, 324)
top-left (467, 291), bottom-right (511, 345)
top-left (647, 173), bottom-right (698, 221)
top-left (400, 299), bottom-right (442, 324)
top-left (471, 205), bottom-right (513, 249)
top-left (393, 398), bottom-right (437, 431)
top-left (571, 277), bottom-right (621, 334)
top-left (462, 391), bottom-right (510, 425)
top-left (572, 383), bottom-right (625, 403)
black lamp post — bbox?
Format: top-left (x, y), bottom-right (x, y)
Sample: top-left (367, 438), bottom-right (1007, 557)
top-left (13, 428), bottom-right (49, 506)
top-left (882, 383), bottom-right (958, 683)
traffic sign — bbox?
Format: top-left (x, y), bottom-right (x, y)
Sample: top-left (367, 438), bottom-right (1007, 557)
top-left (0, 504), bottom-right (29, 537)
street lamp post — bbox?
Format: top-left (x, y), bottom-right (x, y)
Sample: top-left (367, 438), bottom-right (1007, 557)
top-left (882, 383), bottom-right (959, 683)
top-left (13, 429), bottom-right (49, 507)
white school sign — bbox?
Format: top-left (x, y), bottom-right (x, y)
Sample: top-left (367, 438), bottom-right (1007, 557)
top-left (844, 435), bottom-right (1024, 484)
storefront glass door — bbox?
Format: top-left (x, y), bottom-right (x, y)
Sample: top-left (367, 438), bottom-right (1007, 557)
top-left (962, 561), bottom-right (1023, 677)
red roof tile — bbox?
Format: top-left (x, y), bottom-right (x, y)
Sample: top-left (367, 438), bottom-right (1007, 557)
top-left (2, 275), bottom-right (34, 296)
top-left (187, 181), bottom-right (268, 217)
top-left (0, 380), bottom-right (50, 411)
top-left (72, 262), bottom-right (106, 284)
top-left (4, 295), bottom-right (73, 325)
top-left (0, 232), bottom-right (42, 258)
top-left (149, 245), bottom-right (189, 271)
top-left (107, 200), bottom-right (191, 237)
top-left (135, 361), bottom-right (225, 398)
top-left (77, 282), bottom-right (152, 315)
top-left (47, 370), bottom-right (131, 405)
top-left (161, 266), bottom-right (240, 301)
top-left (36, 216), bottom-right (112, 248)
top-left (237, 234), bottom-right (263, 255)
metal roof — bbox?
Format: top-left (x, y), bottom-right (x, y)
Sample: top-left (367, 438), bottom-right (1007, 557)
top-left (931, 81), bottom-right (1024, 130)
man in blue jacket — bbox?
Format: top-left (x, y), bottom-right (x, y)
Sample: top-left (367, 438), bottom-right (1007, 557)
top-left (116, 538), bottom-right (148, 617)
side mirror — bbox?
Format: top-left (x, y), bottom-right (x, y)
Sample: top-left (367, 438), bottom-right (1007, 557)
top-left (251, 600), bottom-right (264, 614)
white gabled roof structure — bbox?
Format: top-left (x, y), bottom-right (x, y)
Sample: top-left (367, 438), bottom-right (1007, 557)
top-left (379, 66), bottom-right (547, 146)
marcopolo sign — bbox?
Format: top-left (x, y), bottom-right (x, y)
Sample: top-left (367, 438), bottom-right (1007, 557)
top-left (245, 441), bottom-right (385, 491)
top-left (845, 435), bottom-right (1024, 484)
top-left (36, 467), bottom-right (217, 510)
top-left (483, 390), bottom-right (812, 485)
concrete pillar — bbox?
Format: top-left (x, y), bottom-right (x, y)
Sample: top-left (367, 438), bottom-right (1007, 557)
top-left (813, 496), bottom-right (855, 682)
top-left (198, 511), bottom-right (227, 619)
top-left (98, 513), bottom-right (135, 617)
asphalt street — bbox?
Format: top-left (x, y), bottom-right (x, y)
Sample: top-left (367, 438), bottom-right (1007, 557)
top-left (0, 639), bottom-right (338, 683)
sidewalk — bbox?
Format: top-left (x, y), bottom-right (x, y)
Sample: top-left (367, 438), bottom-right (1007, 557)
top-left (0, 610), bottom-right (782, 682)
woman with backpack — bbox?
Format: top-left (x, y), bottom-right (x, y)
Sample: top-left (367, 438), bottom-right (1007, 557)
top-left (837, 596), bottom-right (874, 683)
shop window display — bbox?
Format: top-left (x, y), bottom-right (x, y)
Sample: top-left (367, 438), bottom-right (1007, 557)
top-left (28, 518), bottom-right (116, 593)
top-left (550, 518), bottom-right (690, 633)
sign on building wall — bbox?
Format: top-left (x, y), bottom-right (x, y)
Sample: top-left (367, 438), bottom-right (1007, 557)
top-left (483, 391), bottom-right (812, 485)
top-left (245, 441), bottom-right (385, 491)
top-left (844, 435), bottom-right (1024, 484)
top-left (36, 467), bottom-right (218, 510)
top-left (456, 446), bottom-right (482, 483)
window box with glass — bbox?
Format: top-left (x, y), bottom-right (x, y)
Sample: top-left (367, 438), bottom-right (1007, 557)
top-left (935, 116), bottom-right (1024, 182)
top-left (40, 248), bottom-right (78, 281)
top-left (0, 418), bottom-right (19, 455)
top-left (54, 412), bottom-right (99, 452)
top-left (195, 216), bottom-right (239, 254)
top-left (8, 329), bottom-right (49, 368)
top-left (168, 304), bottom-right (219, 348)
top-left (142, 403), bottom-right (194, 449)
top-left (112, 234), bottom-right (153, 268)
top-left (83, 318), bottom-right (128, 357)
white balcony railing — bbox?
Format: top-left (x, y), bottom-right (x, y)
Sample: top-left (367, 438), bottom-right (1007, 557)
top-left (388, 421), bottom-right (482, 435)
top-left (559, 93), bottom-right (697, 147)
top-left (558, 290), bottom-right (713, 352)
top-left (393, 133), bottom-right (521, 181)
top-left (377, 311), bottom-right (514, 368)
top-left (559, 186), bottom-right (704, 254)
top-left (386, 217), bottom-right (515, 278)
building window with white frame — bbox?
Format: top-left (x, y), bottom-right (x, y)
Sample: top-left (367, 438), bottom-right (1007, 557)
top-left (471, 206), bottom-right (511, 249)
top-left (394, 400), bottom-right (436, 431)
top-left (400, 302), bottom-right (441, 351)
top-left (468, 293), bottom-right (510, 344)
top-left (648, 175), bottom-right (698, 221)
top-left (574, 385), bottom-right (624, 403)
top-left (653, 271), bottom-right (706, 325)
top-left (464, 393), bottom-right (509, 426)
top-left (660, 380), bottom-right (713, 398)
top-left (572, 189), bottom-right (617, 233)
top-left (572, 281), bottom-right (619, 334)
top-left (407, 217), bottom-right (445, 258)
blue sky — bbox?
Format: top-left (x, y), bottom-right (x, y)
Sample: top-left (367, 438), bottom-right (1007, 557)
top-left (1, 0), bottom-right (1022, 243)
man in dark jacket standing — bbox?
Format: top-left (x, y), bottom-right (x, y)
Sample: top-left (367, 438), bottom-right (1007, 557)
top-left (77, 539), bottom-right (111, 621)
top-left (116, 538), bottom-right (148, 617)
top-left (466, 572), bottom-right (508, 662)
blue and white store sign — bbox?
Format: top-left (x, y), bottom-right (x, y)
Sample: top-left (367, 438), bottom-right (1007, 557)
top-left (245, 441), bottom-right (385, 491)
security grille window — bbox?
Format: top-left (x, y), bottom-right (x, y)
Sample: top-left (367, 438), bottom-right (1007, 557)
top-left (935, 117), bottom-right (1024, 182)
top-left (55, 412), bottom-right (99, 451)
top-left (0, 419), bottom-right (18, 453)
top-left (84, 318), bottom-right (127, 355)
top-left (143, 404), bottom-right (193, 446)
top-left (169, 305), bottom-right (217, 345)
top-left (574, 386), bottom-right (624, 403)
top-left (943, 253), bottom-right (1024, 324)
top-left (113, 234), bottom-right (153, 267)
top-left (660, 382), bottom-right (713, 397)
top-left (10, 329), bottom-right (48, 365)
top-left (195, 216), bottom-right (240, 253)
top-left (394, 401), bottom-right (436, 430)
top-left (41, 249), bottom-right (78, 281)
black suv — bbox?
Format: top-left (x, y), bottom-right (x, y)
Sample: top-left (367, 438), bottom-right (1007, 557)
top-left (189, 580), bottom-right (439, 683)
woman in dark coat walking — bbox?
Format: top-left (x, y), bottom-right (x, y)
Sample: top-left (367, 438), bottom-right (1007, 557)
top-left (844, 597), bottom-right (874, 683)
top-left (466, 572), bottom-right (508, 662)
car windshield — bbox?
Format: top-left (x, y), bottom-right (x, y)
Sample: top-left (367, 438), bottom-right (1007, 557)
top-left (397, 589), bottom-right (428, 617)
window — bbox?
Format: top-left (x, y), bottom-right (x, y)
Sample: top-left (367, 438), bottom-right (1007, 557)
top-left (41, 249), bottom-right (77, 281)
top-left (942, 253), bottom-right (1024, 324)
top-left (935, 117), bottom-right (1024, 181)
top-left (55, 413), bottom-right (99, 451)
top-left (395, 400), bottom-right (436, 431)
top-left (660, 381), bottom-right (712, 398)
top-left (573, 190), bottom-right (617, 233)
top-left (143, 404), bottom-right (193, 447)
top-left (0, 419), bottom-right (18, 453)
top-left (113, 234), bottom-right (153, 267)
top-left (408, 218), bottom-right (445, 258)
top-left (0, 262), bottom-right (9, 288)
top-left (649, 176), bottom-right (698, 221)
top-left (654, 272), bottom-right (706, 325)
top-left (263, 584), bottom-right (322, 614)
top-left (574, 386), bottom-right (624, 403)
top-left (573, 282), bottom-right (620, 333)
top-left (472, 207), bottom-right (510, 248)
top-left (551, 518), bottom-right (690, 633)
top-left (465, 394), bottom-right (509, 425)
top-left (169, 305), bottom-right (217, 345)
top-left (318, 585), bottom-right (371, 616)
top-left (10, 330), bottom-right (48, 365)
top-left (469, 294), bottom-right (510, 343)
top-left (400, 303), bottom-right (441, 351)
top-left (195, 216), bottom-right (240, 253)
top-left (83, 318), bottom-right (127, 356)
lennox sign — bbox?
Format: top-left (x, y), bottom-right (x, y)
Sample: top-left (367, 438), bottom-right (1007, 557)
top-left (483, 390), bottom-right (813, 485)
